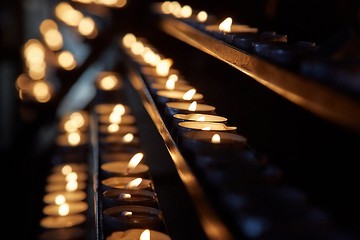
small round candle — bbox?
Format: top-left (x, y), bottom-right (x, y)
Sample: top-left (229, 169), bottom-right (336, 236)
top-left (52, 163), bottom-right (88, 173)
top-left (43, 202), bottom-right (88, 216)
top-left (45, 181), bottom-right (87, 193)
top-left (95, 71), bottom-right (123, 91)
top-left (102, 189), bottom-right (158, 208)
top-left (94, 103), bottom-right (131, 116)
top-left (141, 65), bottom-right (180, 78)
top-left (58, 111), bottom-right (90, 133)
top-left (98, 114), bottom-right (136, 126)
top-left (150, 81), bottom-right (193, 94)
top-left (100, 152), bottom-right (142, 163)
top-left (107, 229), bottom-right (171, 240)
top-left (100, 161), bottom-right (149, 178)
top-left (40, 214), bottom-right (86, 229)
top-left (103, 205), bottom-right (164, 232)
top-left (98, 125), bottom-right (139, 137)
top-left (99, 134), bottom-right (141, 153)
top-left (156, 89), bottom-right (204, 106)
top-left (101, 177), bottom-right (152, 191)
top-left (38, 227), bottom-right (86, 240)
top-left (46, 172), bottom-right (88, 183)
top-left (43, 191), bottom-right (87, 204)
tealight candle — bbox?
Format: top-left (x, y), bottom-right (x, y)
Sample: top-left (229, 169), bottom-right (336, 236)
top-left (43, 191), bottom-right (87, 204)
top-left (46, 172), bottom-right (88, 183)
top-left (98, 125), bottom-right (139, 137)
top-left (141, 65), bottom-right (180, 79)
top-left (52, 163), bottom-right (88, 173)
top-left (101, 177), bottom-right (153, 191)
top-left (40, 214), bottom-right (86, 229)
top-left (57, 111), bottom-right (90, 133)
top-left (102, 205), bottom-right (165, 233)
top-left (45, 180), bottom-right (87, 193)
top-left (102, 189), bottom-right (158, 208)
top-left (98, 114), bottom-right (137, 126)
top-left (149, 81), bottom-right (193, 96)
top-left (164, 101), bottom-right (216, 128)
top-left (100, 151), bottom-right (141, 163)
top-left (94, 103), bottom-right (131, 116)
top-left (107, 229), bottom-right (171, 240)
top-left (43, 202), bottom-right (88, 216)
top-left (94, 71), bottom-right (124, 104)
top-left (99, 133), bottom-right (141, 153)
top-left (100, 161), bottom-right (149, 179)
top-left (54, 132), bottom-right (89, 162)
top-left (156, 89), bottom-right (204, 108)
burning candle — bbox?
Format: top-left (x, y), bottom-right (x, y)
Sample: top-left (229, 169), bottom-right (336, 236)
top-left (52, 163), bottom-right (88, 173)
top-left (43, 202), bottom-right (88, 216)
top-left (94, 103), bottom-right (131, 116)
top-left (40, 214), bottom-right (86, 229)
top-left (38, 227), bottom-right (85, 240)
top-left (46, 171), bottom-right (88, 183)
top-left (107, 228), bottom-right (171, 240)
top-left (102, 189), bottom-right (158, 208)
top-left (45, 179), bottom-right (87, 193)
top-left (43, 191), bottom-right (87, 204)
top-left (98, 114), bottom-right (137, 126)
top-left (155, 89), bottom-right (204, 108)
top-left (58, 111), bottom-right (90, 133)
top-left (99, 133), bottom-right (141, 153)
top-left (101, 177), bottom-right (152, 191)
top-left (94, 71), bottom-right (124, 104)
top-left (54, 131), bottom-right (89, 163)
top-left (100, 152), bottom-right (149, 178)
top-left (102, 205), bottom-right (165, 233)
top-left (98, 124), bottom-right (139, 137)
top-left (164, 101), bottom-right (216, 128)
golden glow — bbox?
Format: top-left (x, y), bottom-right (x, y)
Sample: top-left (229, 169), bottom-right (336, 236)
top-left (197, 11), bottom-right (208, 22)
top-left (211, 134), bottom-right (221, 143)
top-left (113, 104), bottom-right (126, 115)
top-left (39, 19), bottom-right (58, 35)
top-left (122, 211), bottom-right (133, 216)
top-left (101, 0), bottom-right (117, 5)
top-left (114, 0), bottom-right (127, 8)
top-left (180, 5), bottom-right (192, 18)
top-left (126, 152), bottom-right (144, 173)
top-left (123, 133), bottom-right (134, 143)
top-left (165, 78), bottom-right (176, 90)
top-left (72, 0), bottom-right (92, 3)
top-left (66, 172), bottom-right (78, 182)
top-left (16, 74), bottom-right (32, 91)
top-left (119, 193), bottom-right (131, 199)
top-left (55, 195), bottom-right (66, 205)
top-left (107, 123), bottom-right (119, 133)
top-left (182, 88), bottom-right (196, 100)
top-left (44, 29), bottom-right (63, 51)
top-left (140, 229), bottom-right (151, 240)
top-left (156, 58), bottom-right (173, 76)
top-left (188, 101), bottom-right (197, 111)
top-left (55, 2), bottom-right (83, 27)
top-left (125, 178), bottom-right (142, 188)
top-left (196, 116), bottom-right (206, 121)
top-left (161, 1), bottom-right (171, 14)
top-left (58, 51), bottom-right (76, 70)
top-left (58, 203), bottom-right (70, 216)
top-left (130, 41), bottom-right (144, 55)
top-left (202, 126), bottom-right (211, 131)
top-left (122, 33), bottom-right (137, 48)
top-left (219, 17), bottom-right (232, 32)
top-left (67, 131), bottom-right (81, 146)
top-left (169, 1), bottom-right (181, 17)
top-left (28, 62), bottom-right (46, 80)
top-left (109, 111), bottom-right (122, 124)
top-left (99, 75), bottom-right (118, 90)
top-left (64, 120), bottom-right (79, 132)
top-left (24, 39), bottom-right (45, 66)
top-left (61, 165), bottom-right (73, 175)
top-left (32, 82), bottom-right (51, 103)
top-left (66, 180), bottom-right (79, 191)
top-left (78, 17), bottom-right (98, 38)
top-left (70, 112), bottom-right (85, 128)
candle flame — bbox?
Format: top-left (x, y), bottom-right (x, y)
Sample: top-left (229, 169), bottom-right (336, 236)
top-left (126, 152), bottom-right (144, 174)
top-left (99, 75), bottom-right (118, 90)
top-left (125, 178), bottom-right (143, 189)
top-left (58, 203), bottom-right (70, 216)
top-left (109, 111), bottom-right (122, 124)
top-left (219, 17), bottom-right (232, 32)
top-left (69, 112), bottom-right (85, 128)
top-left (182, 88), bottom-right (196, 100)
top-left (211, 134), bottom-right (221, 143)
top-left (196, 116), bottom-right (206, 121)
top-left (122, 33), bottom-right (137, 48)
top-left (65, 172), bottom-right (78, 182)
top-left (121, 211), bottom-right (133, 217)
top-left (165, 78), bottom-right (176, 90)
top-left (188, 101), bottom-right (197, 111)
top-left (156, 58), bottom-right (173, 76)
top-left (78, 17), bottom-right (97, 38)
top-left (66, 180), bottom-right (78, 191)
top-left (202, 126), bottom-right (211, 131)
top-left (119, 193), bottom-right (131, 199)
top-left (113, 104), bottom-right (126, 115)
top-left (61, 165), bottom-right (73, 175)
top-left (58, 50), bottom-right (76, 70)
top-left (197, 11), bottom-right (208, 22)
top-left (140, 229), bottom-right (151, 240)
top-left (55, 195), bottom-right (66, 205)
top-left (123, 133), bottom-right (134, 143)
top-left (180, 5), bottom-right (192, 18)
top-left (67, 131), bottom-right (81, 146)
top-left (107, 123), bottom-right (119, 133)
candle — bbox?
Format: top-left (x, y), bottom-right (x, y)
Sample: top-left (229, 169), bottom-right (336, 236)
top-left (102, 189), bottom-right (158, 208)
top-left (98, 124), bottom-right (139, 137)
top-left (101, 177), bottom-right (153, 191)
top-left (43, 191), bottom-right (87, 204)
top-left (99, 133), bottom-right (141, 153)
top-left (107, 228), bottom-right (171, 240)
top-left (43, 202), bottom-right (88, 216)
top-left (45, 180), bottom-right (87, 193)
top-left (98, 114), bottom-right (137, 126)
top-left (155, 89), bottom-right (204, 108)
top-left (102, 205), bottom-right (165, 233)
top-left (54, 132), bottom-right (88, 162)
top-left (100, 151), bottom-right (142, 164)
top-left (58, 111), bottom-right (90, 133)
top-left (94, 103), bottom-right (131, 116)
top-left (140, 65), bottom-right (180, 79)
top-left (149, 81), bottom-right (193, 95)
top-left (46, 172), bottom-right (88, 183)
top-left (40, 214), bottom-right (86, 229)
top-left (100, 160), bottom-right (149, 178)
top-left (95, 71), bottom-right (123, 92)
top-left (52, 163), bottom-right (88, 173)
top-left (38, 227), bottom-right (85, 240)
top-left (164, 101), bottom-right (216, 129)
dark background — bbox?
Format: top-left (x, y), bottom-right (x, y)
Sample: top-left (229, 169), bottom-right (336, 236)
top-left (1, 0), bottom-right (360, 239)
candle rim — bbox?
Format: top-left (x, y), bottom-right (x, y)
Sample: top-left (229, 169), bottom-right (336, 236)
top-left (107, 228), bottom-right (171, 240)
top-left (103, 188), bottom-right (157, 198)
top-left (166, 101), bottom-right (215, 111)
top-left (178, 121), bottom-right (237, 131)
top-left (156, 89), bottom-right (204, 100)
top-left (183, 130), bottom-right (247, 143)
top-left (174, 113), bottom-right (227, 122)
